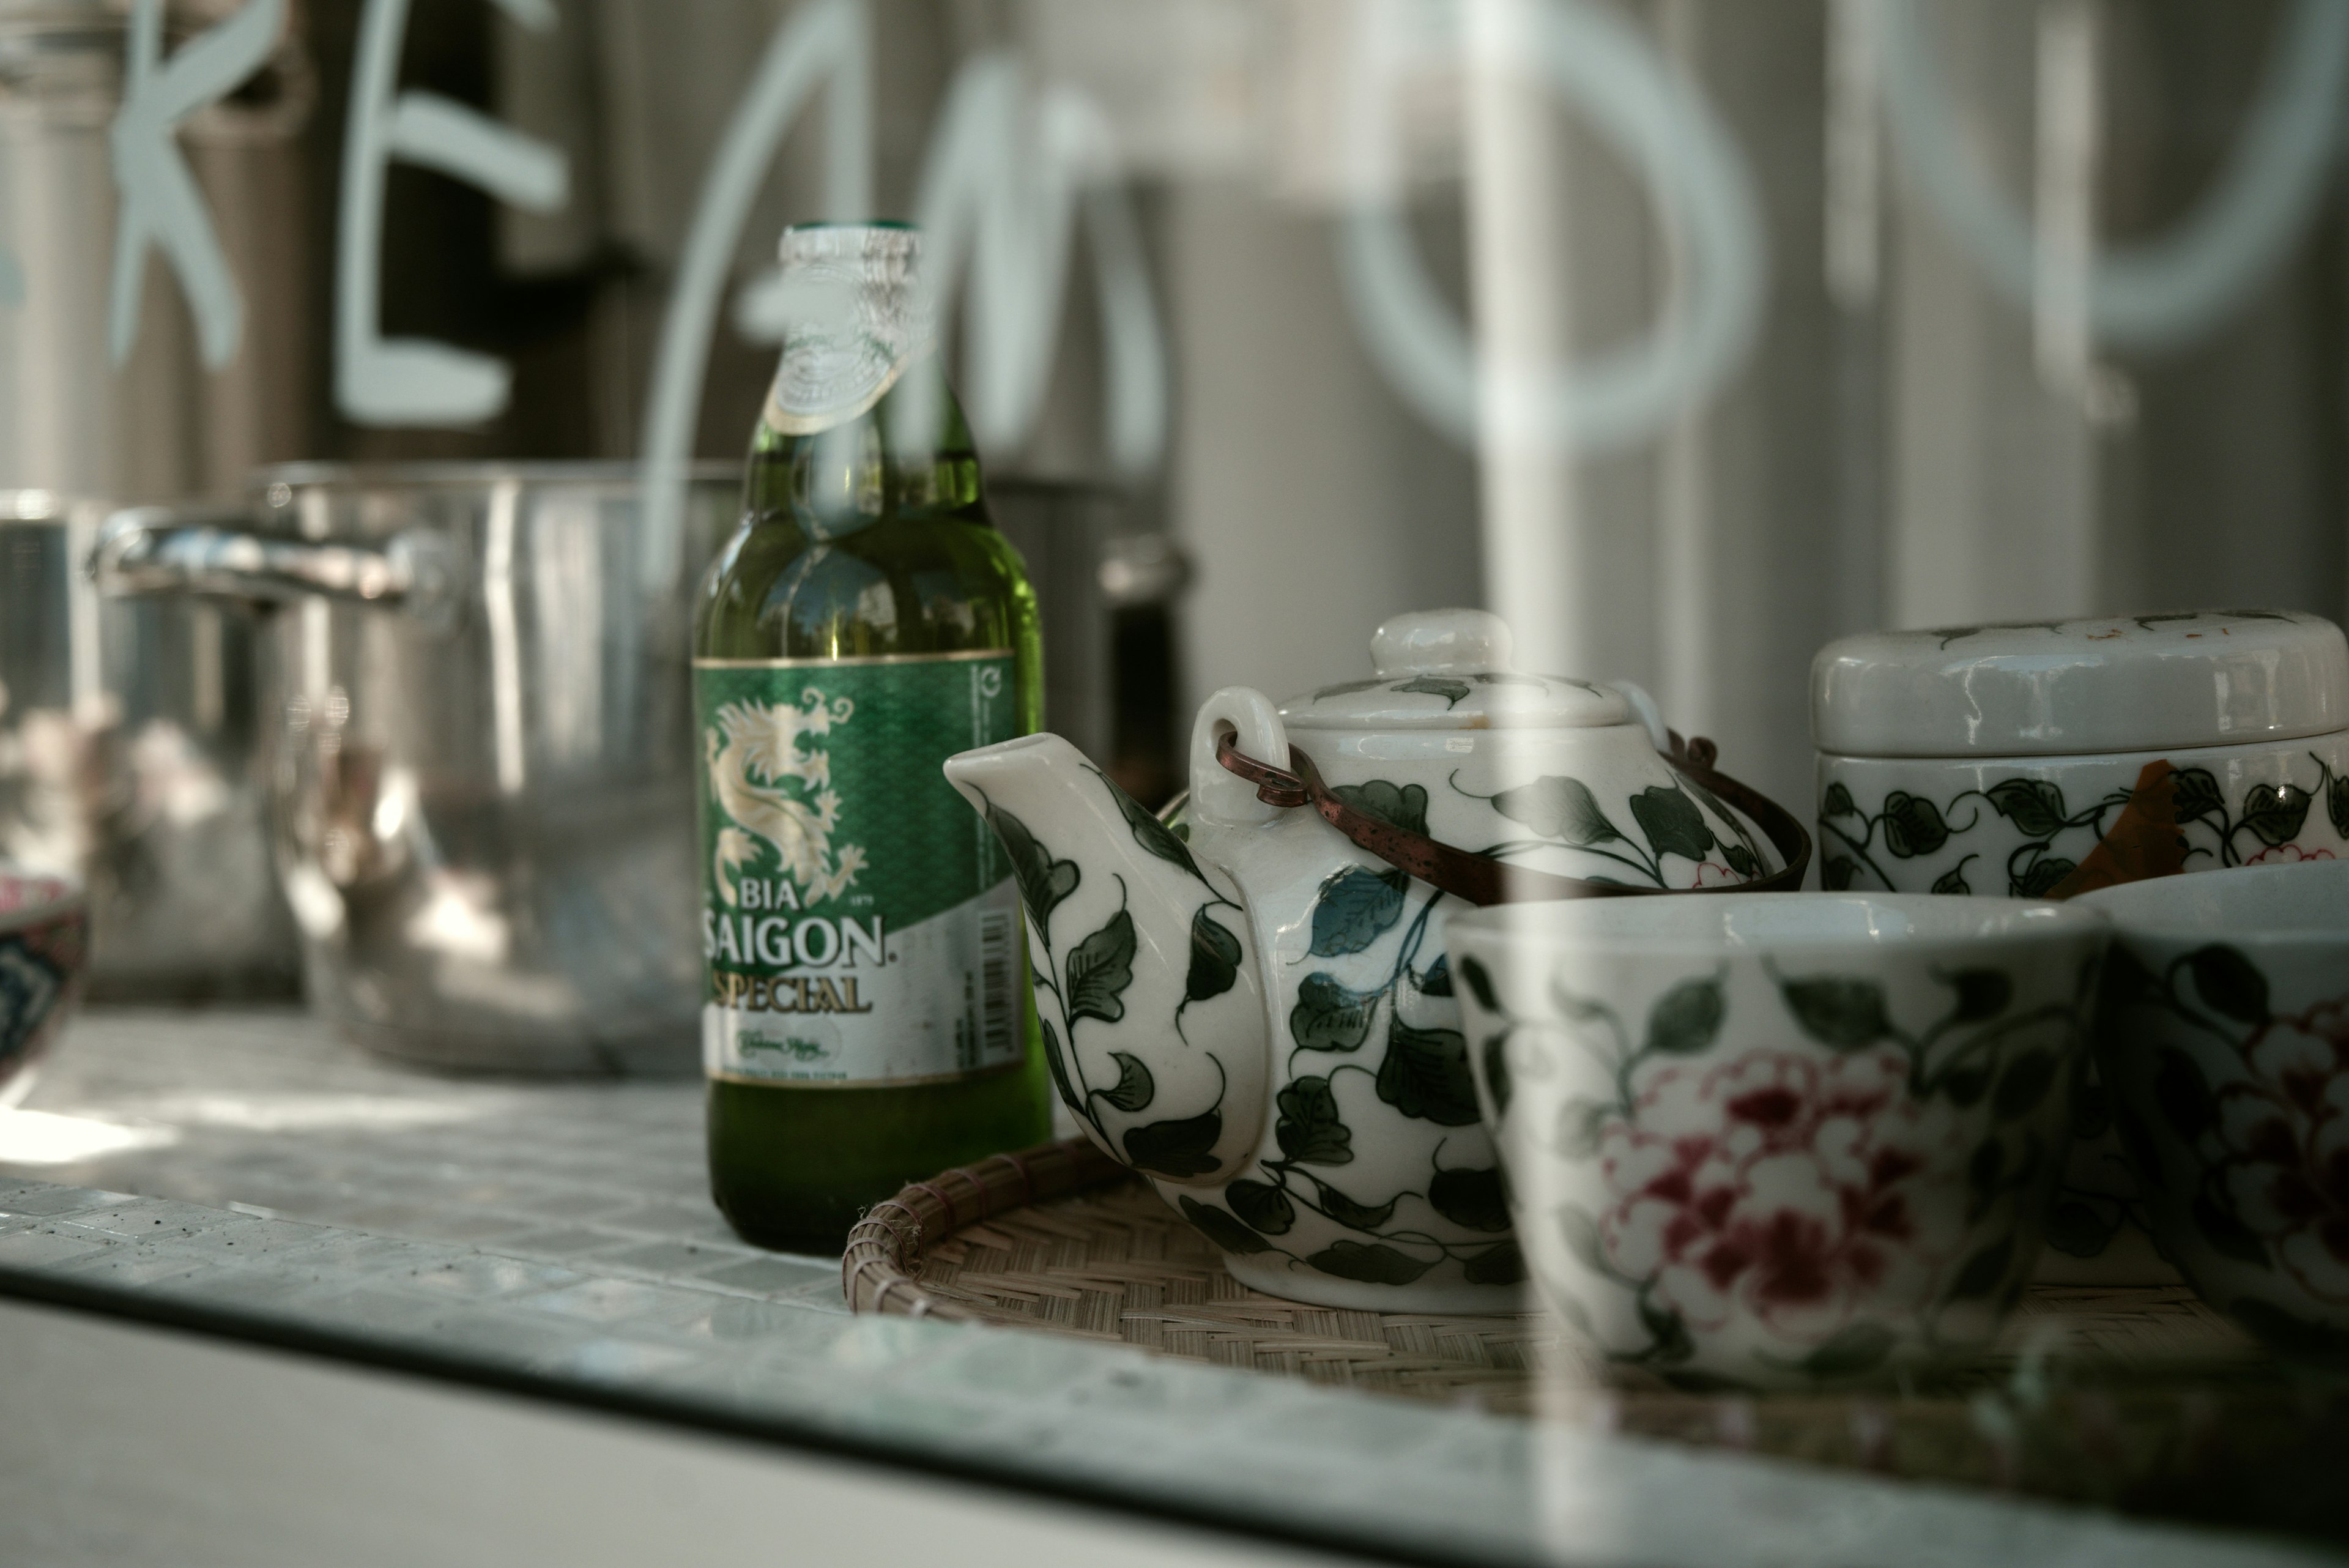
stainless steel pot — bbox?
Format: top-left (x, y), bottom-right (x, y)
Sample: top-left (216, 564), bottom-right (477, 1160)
top-left (2, 488), bottom-right (298, 998)
top-left (96, 463), bottom-right (740, 1073)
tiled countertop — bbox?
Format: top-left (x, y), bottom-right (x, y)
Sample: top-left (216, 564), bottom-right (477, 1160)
top-left (0, 1008), bottom-right (2326, 1568)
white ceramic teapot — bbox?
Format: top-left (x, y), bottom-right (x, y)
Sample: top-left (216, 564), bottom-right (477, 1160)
top-left (943, 609), bottom-right (1803, 1312)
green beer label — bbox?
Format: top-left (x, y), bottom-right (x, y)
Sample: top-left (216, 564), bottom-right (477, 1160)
top-left (694, 650), bottom-right (1019, 1085)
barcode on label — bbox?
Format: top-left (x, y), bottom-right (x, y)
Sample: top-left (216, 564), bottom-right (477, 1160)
top-left (979, 908), bottom-right (1017, 1061)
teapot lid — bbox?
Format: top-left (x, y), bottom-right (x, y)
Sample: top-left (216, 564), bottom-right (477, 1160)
top-left (1812, 609), bottom-right (2349, 757)
top-left (1277, 609), bottom-right (1630, 732)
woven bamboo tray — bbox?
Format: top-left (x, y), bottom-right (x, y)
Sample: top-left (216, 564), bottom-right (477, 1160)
top-left (844, 1140), bottom-right (2349, 1533)
top-left (844, 1138), bottom-right (1557, 1406)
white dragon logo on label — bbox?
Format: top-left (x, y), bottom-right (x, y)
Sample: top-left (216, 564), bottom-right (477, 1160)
top-left (705, 688), bottom-right (867, 905)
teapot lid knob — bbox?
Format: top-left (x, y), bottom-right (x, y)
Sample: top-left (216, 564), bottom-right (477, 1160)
top-left (1372, 608), bottom-right (1512, 677)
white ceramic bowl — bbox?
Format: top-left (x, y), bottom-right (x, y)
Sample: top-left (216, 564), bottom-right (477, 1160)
top-left (0, 864), bottom-right (87, 1107)
top-left (2077, 861), bottom-right (2349, 1362)
top-left (1450, 893), bottom-right (2108, 1389)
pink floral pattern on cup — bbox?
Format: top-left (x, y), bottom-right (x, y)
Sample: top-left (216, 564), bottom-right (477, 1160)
top-left (1453, 905), bottom-right (2106, 1387)
top-left (2215, 998), bottom-right (2349, 1302)
top-left (1599, 1050), bottom-right (1971, 1343)
top-left (2245, 843), bottom-right (2338, 866)
top-left (2082, 866), bottom-right (2349, 1361)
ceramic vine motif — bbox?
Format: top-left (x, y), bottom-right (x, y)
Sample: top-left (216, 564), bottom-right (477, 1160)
top-left (1160, 772), bottom-right (1749, 1289)
top-left (1459, 948), bottom-right (2093, 1386)
top-left (1453, 769), bottom-right (1766, 890)
top-left (1820, 750), bottom-right (2349, 899)
top-left (972, 771), bottom-right (1247, 1180)
top-left (2098, 942), bottom-right (2349, 1358)
top-left (973, 767), bottom-right (1522, 1295)
top-left (1180, 806), bottom-right (1523, 1292)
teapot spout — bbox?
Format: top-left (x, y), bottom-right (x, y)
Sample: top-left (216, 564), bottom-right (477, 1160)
top-left (944, 734), bottom-right (1267, 1184)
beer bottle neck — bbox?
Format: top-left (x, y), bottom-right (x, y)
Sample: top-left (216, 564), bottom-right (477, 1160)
top-left (748, 359), bottom-right (982, 536)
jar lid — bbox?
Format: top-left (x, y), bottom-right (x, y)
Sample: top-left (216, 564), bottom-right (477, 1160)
top-left (1278, 609), bottom-right (1628, 731)
top-left (1812, 609), bottom-right (2349, 758)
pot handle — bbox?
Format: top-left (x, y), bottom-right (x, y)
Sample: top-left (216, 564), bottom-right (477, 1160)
top-left (90, 504), bottom-right (453, 618)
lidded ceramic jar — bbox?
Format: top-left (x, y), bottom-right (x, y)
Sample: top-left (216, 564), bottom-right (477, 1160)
top-left (1812, 610), bottom-right (2349, 899)
top-left (1811, 608), bottom-right (2349, 1282)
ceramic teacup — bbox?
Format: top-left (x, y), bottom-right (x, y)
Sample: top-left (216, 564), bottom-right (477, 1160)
top-left (2077, 861), bottom-right (2349, 1361)
top-left (0, 864), bottom-right (87, 1107)
top-left (1449, 893), bottom-right (2107, 1389)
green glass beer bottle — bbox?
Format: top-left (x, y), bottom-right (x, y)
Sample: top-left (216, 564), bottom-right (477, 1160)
top-left (694, 223), bottom-right (1051, 1252)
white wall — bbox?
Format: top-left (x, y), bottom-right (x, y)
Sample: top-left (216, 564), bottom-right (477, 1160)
top-left (1165, 182), bottom-right (1483, 712)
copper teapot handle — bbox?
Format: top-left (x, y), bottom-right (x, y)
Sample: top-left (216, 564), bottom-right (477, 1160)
top-left (1214, 732), bottom-right (1811, 906)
